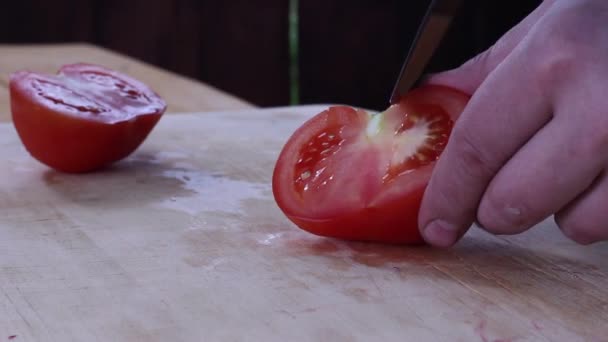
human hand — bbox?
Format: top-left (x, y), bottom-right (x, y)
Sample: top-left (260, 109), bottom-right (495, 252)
top-left (418, 0), bottom-right (608, 247)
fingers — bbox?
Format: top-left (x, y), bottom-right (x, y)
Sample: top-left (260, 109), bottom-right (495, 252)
top-left (418, 41), bottom-right (553, 247)
top-left (476, 114), bottom-right (606, 235)
top-left (555, 172), bottom-right (608, 245)
top-left (424, 0), bottom-right (556, 94)
top-left (418, 0), bottom-right (608, 247)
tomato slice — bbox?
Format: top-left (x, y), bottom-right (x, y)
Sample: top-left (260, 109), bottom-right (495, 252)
top-left (9, 63), bottom-right (167, 173)
top-left (272, 85), bottom-right (470, 244)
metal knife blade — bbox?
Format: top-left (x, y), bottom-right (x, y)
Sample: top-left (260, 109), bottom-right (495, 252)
top-left (389, 0), bottom-right (463, 104)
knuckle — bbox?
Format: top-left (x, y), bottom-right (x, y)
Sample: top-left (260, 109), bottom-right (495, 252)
top-left (448, 126), bottom-right (498, 179)
top-left (462, 42), bottom-right (504, 80)
top-left (463, 49), bottom-right (493, 76)
top-left (528, 8), bottom-right (597, 88)
top-left (533, 35), bottom-right (579, 86)
top-left (575, 128), bottom-right (608, 160)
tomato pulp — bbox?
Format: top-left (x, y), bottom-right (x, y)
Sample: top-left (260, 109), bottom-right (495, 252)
top-left (272, 85), bottom-right (470, 244)
top-left (9, 63), bottom-right (167, 173)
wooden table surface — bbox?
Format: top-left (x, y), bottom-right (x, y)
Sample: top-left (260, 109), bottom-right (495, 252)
top-left (1, 105), bottom-right (607, 342)
top-left (1, 44), bottom-right (607, 342)
top-left (0, 43), bottom-right (255, 122)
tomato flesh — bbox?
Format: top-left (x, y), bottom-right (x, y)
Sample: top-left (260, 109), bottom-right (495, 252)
top-left (272, 85), bottom-right (470, 244)
top-left (9, 63), bottom-right (167, 173)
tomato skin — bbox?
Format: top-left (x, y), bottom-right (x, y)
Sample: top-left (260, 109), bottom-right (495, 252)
top-left (272, 85), bottom-right (470, 245)
top-left (9, 63), bottom-right (167, 173)
top-left (287, 184), bottom-right (427, 244)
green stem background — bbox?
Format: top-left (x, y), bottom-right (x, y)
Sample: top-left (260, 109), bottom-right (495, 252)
top-left (288, 0), bottom-right (300, 105)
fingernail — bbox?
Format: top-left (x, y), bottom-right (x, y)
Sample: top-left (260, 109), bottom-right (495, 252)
top-left (423, 220), bottom-right (459, 247)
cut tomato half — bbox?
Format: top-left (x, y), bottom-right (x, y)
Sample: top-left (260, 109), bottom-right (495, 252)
top-left (272, 85), bottom-right (470, 244)
top-left (9, 63), bottom-right (167, 173)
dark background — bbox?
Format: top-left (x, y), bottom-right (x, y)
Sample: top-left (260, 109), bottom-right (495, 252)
top-left (0, 0), bottom-right (541, 111)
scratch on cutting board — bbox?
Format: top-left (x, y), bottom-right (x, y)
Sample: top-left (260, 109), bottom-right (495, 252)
top-left (33, 217), bottom-right (58, 222)
top-left (2, 289), bottom-right (33, 333)
top-left (475, 320), bottom-right (512, 342)
top-left (16, 287), bottom-right (44, 328)
top-left (518, 257), bottom-right (608, 310)
top-left (474, 320), bottom-right (523, 342)
top-left (277, 309), bottom-right (297, 320)
top-left (475, 320), bottom-right (490, 342)
top-left (276, 306), bottom-right (320, 321)
top-left (431, 265), bottom-right (518, 317)
top-left (431, 265), bottom-right (545, 341)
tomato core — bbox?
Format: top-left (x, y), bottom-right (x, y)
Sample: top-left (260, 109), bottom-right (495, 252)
top-left (381, 103), bottom-right (453, 182)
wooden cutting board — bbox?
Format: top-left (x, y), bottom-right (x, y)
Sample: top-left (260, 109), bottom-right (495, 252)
top-left (0, 106), bottom-right (606, 342)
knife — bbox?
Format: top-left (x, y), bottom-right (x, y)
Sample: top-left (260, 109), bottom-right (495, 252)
top-left (389, 0), bottom-right (463, 104)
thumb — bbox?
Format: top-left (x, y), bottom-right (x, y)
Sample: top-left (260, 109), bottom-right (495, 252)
top-left (424, 0), bottom-right (555, 94)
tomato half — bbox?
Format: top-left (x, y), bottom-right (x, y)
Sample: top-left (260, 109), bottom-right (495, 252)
top-left (272, 85), bottom-right (470, 244)
top-left (9, 63), bottom-right (167, 173)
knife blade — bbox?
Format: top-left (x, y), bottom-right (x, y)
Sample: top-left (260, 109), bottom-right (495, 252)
top-left (389, 0), bottom-right (463, 104)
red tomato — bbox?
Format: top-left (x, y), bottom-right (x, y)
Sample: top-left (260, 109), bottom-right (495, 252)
top-left (9, 63), bottom-right (167, 173)
top-left (272, 85), bottom-right (470, 244)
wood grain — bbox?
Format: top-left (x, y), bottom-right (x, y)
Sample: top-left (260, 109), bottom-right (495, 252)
top-left (0, 43), bottom-right (255, 122)
top-left (0, 106), bottom-right (606, 341)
